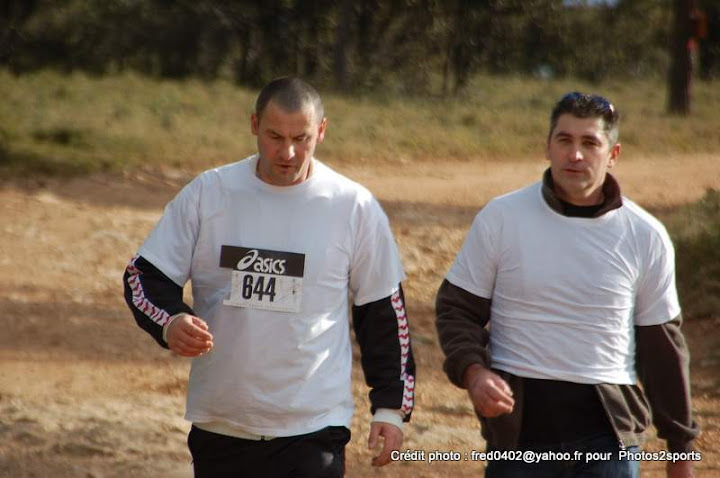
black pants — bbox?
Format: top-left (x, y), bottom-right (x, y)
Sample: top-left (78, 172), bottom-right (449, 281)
top-left (188, 425), bottom-right (351, 478)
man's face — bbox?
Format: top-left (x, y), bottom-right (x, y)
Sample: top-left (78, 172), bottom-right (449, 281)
top-left (546, 114), bottom-right (621, 206)
top-left (251, 100), bottom-right (327, 186)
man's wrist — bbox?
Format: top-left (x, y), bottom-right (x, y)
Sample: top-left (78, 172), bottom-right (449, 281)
top-left (162, 313), bottom-right (186, 343)
top-left (372, 408), bottom-right (404, 430)
top-left (462, 363), bottom-right (486, 389)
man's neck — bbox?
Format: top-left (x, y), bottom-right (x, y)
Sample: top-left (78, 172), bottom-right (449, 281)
top-left (541, 169), bottom-right (623, 218)
top-left (556, 188), bottom-right (605, 207)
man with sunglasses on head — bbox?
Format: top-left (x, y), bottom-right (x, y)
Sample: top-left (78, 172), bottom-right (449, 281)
top-left (436, 92), bottom-right (699, 478)
top-left (123, 77), bottom-right (415, 478)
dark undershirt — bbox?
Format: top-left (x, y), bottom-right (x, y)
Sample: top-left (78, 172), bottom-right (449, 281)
top-left (561, 201), bottom-right (605, 218)
top-left (519, 378), bottom-right (612, 445)
top-left (519, 195), bottom-right (614, 446)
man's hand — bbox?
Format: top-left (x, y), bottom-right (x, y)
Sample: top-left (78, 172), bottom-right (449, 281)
top-left (368, 422), bottom-right (403, 467)
top-left (667, 460), bottom-right (694, 478)
top-left (165, 314), bottom-right (214, 357)
top-left (464, 363), bottom-right (514, 417)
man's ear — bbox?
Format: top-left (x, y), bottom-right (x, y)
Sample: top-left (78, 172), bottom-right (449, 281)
top-left (608, 142), bottom-right (621, 168)
top-left (317, 118), bottom-right (328, 144)
top-left (251, 113), bottom-right (259, 135)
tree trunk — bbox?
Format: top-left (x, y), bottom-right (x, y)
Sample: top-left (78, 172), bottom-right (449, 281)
top-left (668, 0), bottom-right (694, 115)
top-left (332, 0), bottom-right (354, 92)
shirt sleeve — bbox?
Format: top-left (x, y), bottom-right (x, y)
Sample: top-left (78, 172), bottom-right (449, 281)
top-left (349, 194), bottom-right (405, 306)
top-left (435, 279), bottom-right (492, 388)
top-left (445, 201), bottom-right (500, 298)
top-left (123, 255), bottom-right (196, 348)
top-left (352, 285), bottom-right (415, 422)
top-left (634, 225), bottom-right (681, 326)
top-left (138, 176), bottom-right (202, 287)
top-left (636, 317), bottom-right (700, 452)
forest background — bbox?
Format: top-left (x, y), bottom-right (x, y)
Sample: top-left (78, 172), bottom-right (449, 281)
top-left (3, 0), bottom-right (720, 92)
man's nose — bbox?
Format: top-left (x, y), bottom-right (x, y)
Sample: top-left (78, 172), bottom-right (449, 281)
top-left (279, 143), bottom-right (295, 161)
top-left (569, 147), bottom-right (583, 162)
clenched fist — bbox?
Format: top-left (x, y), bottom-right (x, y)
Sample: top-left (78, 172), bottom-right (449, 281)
top-left (165, 314), bottom-right (214, 357)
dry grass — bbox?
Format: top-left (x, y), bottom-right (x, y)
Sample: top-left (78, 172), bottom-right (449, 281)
top-left (2, 70), bottom-right (720, 176)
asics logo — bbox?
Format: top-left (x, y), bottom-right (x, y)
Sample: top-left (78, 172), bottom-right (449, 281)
top-left (237, 249), bottom-right (286, 275)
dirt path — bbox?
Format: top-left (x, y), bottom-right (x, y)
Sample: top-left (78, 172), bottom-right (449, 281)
top-left (1, 155), bottom-right (718, 477)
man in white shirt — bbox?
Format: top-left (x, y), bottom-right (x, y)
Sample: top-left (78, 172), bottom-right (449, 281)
top-left (124, 77), bottom-right (415, 478)
top-left (436, 92), bottom-right (698, 478)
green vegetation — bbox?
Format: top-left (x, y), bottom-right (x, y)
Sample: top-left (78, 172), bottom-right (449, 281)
top-left (2, 70), bottom-right (720, 177)
top-left (658, 189), bottom-right (720, 320)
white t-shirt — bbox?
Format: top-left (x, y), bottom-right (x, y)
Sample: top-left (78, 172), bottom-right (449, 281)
top-left (447, 182), bottom-right (680, 385)
top-left (139, 155), bottom-right (405, 436)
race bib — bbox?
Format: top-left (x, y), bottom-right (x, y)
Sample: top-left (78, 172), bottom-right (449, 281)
top-left (220, 246), bottom-right (305, 313)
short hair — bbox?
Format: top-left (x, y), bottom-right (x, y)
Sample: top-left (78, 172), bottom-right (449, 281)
top-left (549, 92), bottom-right (620, 145)
top-left (255, 77), bottom-right (325, 124)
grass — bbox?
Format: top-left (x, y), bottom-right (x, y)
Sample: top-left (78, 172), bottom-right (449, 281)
top-left (2, 69), bottom-right (720, 176)
top-left (0, 70), bottom-right (255, 175)
top-left (656, 189), bottom-right (720, 320)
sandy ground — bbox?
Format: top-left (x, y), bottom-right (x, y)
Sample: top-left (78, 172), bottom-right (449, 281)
top-left (1, 154), bottom-right (719, 477)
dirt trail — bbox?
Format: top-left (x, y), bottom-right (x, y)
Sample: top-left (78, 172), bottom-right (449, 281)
top-left (1, 155), bottom-right (718, 477)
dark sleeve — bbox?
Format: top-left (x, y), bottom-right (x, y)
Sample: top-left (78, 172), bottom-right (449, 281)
top-left (635, 315), bottom-right (700, 452)
top-left (123, 254), bottom-right (196, 348)
top-left (435, 279), bottom-right (492, 388)
top-left (352, 284), bottom-right (415, 422)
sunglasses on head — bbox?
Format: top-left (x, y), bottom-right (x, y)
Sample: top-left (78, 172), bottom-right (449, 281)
top-left (561, 91), bottom-right (615, 115)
